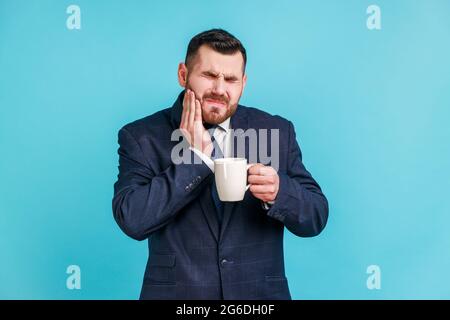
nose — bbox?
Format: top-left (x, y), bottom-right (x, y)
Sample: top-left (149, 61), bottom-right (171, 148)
top-left (212, 77), bottom-right (226, 96)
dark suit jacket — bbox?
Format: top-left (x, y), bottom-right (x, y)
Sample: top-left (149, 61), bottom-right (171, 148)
top-left (112, 91), bottom-right (329, 300)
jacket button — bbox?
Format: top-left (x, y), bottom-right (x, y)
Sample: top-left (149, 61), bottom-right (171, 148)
top-left (221, 259), bottom-right (233, 267)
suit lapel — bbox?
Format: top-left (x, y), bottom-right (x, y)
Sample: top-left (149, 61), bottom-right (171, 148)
top-left (198, 181), bottom-right (220, 243)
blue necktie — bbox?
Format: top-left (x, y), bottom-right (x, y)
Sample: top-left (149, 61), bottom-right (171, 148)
top-left (210, 128), bottom-right (224, 225)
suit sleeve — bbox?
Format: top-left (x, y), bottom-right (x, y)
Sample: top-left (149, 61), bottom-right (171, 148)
top-left (112, 127), bottom-right (212, 241)
top-left (266, 121), bottom-right (329, 237)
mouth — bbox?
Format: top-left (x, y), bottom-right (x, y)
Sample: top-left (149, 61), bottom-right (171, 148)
top-left (204, 98), bottom-right (227, 107)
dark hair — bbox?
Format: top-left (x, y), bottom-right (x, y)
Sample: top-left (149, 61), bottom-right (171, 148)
top-left (185, 28), bottom-right (247, 72)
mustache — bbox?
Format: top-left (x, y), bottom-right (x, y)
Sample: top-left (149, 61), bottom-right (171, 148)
top-left (202, 94), bottom-right (229, 104)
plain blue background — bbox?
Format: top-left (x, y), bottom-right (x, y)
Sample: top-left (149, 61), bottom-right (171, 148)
top-left (1, 0), bottom-right (449, 299)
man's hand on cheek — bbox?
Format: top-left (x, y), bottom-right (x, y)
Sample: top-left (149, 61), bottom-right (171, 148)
top-left (247, 164), bottom-right (279, 203)
top-left (179, 89), bottom-right (213, 157)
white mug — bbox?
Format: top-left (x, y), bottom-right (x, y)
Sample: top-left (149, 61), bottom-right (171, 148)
top-left (214, 158), bottom-right (254, 202)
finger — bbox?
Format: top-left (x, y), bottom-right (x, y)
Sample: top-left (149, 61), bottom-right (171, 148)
top-left (249, 184), bottom-right (276, 194)
top-left (259, 166), bottom-right (276, 176)
top-left (248, 163), bottom-right (264, 175)
top-left (248, 165), bottom-right (276, 176)
top-left (181, 89), bottom-right (189, 128)
top-left (248, 174), bottom-right (275, 185)
top-left (252, 193), bottom-right (273, 202)
top-left (189, 91), bottom-right (196, 126)
top-left (194, 99), bottom-right (202, 122)
top-left (183, 88), bottom-right (189, 106)
top-left (187, 91), bottom-right (195, 128)
top-left (186, 90), bottom-right (193, 127)
top-left (180, 127), bottom-right (191, 142)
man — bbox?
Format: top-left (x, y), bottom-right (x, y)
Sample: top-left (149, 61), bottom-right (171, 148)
top-left (112, 29), bottom-right (328, 300)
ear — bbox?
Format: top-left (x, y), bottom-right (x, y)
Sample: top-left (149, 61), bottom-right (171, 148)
top-left (178, 62), bottom-right (188, 87)
top-left (242, 73), bottom-right (247, 91)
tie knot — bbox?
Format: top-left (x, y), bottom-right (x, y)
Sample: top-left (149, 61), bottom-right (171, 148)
top-left (204, 123), bottom-right (216, 130)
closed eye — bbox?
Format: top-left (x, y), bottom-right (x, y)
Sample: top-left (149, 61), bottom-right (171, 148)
top-left (201, 71), bottom-right (240, 83)
top-left (225, 77), bottom-right (239, 82)
top-left (202, 71), bottom-right (219, 78)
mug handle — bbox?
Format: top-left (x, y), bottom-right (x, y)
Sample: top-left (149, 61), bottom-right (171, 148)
top-left (245, 163), bottom-right (256, 191)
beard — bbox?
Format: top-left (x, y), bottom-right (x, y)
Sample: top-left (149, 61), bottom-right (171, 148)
top-left (185, 85), bottom-right (239, 125)
top-left (201, 94), bottom-right (238, 125)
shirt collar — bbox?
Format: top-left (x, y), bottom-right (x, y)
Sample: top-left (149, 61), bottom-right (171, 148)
top-left (217, 117), bottom-right (231, 133)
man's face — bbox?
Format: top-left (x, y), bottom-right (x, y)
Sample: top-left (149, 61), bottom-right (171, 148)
top-left (179, 45), bottom-right (247, 125)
